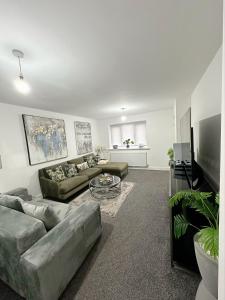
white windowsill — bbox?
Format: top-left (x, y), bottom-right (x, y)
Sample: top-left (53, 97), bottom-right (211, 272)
top-left (108, 146), bottom-right (150, 151)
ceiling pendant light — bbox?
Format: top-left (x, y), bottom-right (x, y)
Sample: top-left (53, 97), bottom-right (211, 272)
top-left (12, 49), bottom-right (31, 94)
top-left (121, 107), bottom-right (127, 121)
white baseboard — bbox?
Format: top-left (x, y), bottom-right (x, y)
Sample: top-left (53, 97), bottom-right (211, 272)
top-left (128, 166), bottom-right (169, 171)
top-left (147, 166), bottom-right (170, 171)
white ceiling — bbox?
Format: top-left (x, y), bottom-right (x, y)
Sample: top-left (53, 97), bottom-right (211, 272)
top-left (0, 0), bottom-right (223, 119)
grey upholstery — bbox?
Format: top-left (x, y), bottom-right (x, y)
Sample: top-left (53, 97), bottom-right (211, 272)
top-left (0, 206), bottom-right (47, 297)
top-left (21, 202), bottom-right (102, 300)
top-left (0, 194), bottom-right (102, 300)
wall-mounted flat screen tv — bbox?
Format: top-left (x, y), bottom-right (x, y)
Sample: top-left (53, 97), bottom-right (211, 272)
top-left (197, 114), bottom-right (221, 192)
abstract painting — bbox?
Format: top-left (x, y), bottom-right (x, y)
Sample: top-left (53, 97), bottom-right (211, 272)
top-left (74, 121), bottom-right (93, 154)
top-left (23, 114), bottom-right (68, 165)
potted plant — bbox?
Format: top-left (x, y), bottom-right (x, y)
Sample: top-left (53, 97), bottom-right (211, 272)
top-left (167, 147), bottom-right (174, 166)
top-left (95, 145), bottom-right (105, 160)
top-left (123, 138), bottom-right (134, 148)
top-left (168, 191), bottom-right (219, 300)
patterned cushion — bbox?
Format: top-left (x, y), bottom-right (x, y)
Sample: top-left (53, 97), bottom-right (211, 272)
top-left (21, 202), bottom-right (60, 230)
top-left (63, 163), bottom-right (78, 178)
top-left (87, 157), bottom-right (97, 168)
top-left (76, 161), bottom-right (89, 171)
top-left (46, 166), bottom-right (66, 182)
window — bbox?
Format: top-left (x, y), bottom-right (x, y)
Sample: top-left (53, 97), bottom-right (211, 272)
top-left (110, 121), bottom-right (147, 146)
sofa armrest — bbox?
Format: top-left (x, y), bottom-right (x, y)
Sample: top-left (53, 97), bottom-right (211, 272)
top-left (39, 177), bottom-right (59, 198)
top-left (6, 187), bottom-right (32, 201)
top-left (21, 202), bottom-right (102, 300)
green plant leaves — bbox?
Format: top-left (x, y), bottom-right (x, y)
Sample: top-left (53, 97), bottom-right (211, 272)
top-left (168, 190), bottom-right (193, 207)
top-left (198, 227), bottom-right (219, 258)
top-left (169, 190), bottom-right (220, 257)
top-left (174, 214), bottom-right (189, 239)
top-left (168, 191), bottom-right (218, 227)
top-left (215, 194), bottom-right (220, 205)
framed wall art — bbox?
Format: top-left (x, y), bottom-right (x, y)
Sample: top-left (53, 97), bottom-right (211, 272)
top-left (22, 114), bottom-right (68, 165)
top-left (74, 121), bottom-right (93, 155)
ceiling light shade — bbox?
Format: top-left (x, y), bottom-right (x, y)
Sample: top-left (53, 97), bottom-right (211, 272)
top-left (120, 107), bottom-right (127, 121)
top-left (14, 77), bottom-right (31, 94)
top-left (121, 115), bottom-right (127, 121)
top-left (12, 49), bottom-right (31, 94)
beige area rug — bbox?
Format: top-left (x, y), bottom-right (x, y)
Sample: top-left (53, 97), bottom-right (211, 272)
top-left (70, 181), bottom-right (135, 217)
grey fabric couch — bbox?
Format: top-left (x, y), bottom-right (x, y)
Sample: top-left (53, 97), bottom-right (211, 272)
top-left (0, 190), bottom-right (102, 300)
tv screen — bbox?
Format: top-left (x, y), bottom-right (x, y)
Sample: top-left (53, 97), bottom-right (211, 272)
top-left (198, 114), bottom-right (221, 191)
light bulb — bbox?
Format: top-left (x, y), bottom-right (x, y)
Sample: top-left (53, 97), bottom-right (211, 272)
top-left (14, 77), bottom-right (31, 94)
top-left (121, 115), bottom-right (127, 121)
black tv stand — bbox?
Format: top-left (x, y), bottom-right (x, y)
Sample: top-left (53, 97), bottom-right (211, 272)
top-left (169, 162), bottom-right (215, 273)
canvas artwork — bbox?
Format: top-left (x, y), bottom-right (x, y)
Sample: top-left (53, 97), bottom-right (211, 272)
top-left (23, 114), bottom-right (68, 165)
top-left (75, 121), bottom-right (93, 155)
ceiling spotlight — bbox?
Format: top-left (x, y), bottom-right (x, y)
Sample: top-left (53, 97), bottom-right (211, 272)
top-left (121, 107), bottom-right (127, 121)
top-left (12, 49), bottom-right (31, 94)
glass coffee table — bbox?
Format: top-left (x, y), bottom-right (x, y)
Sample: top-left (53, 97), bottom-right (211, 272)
top-left (89, 174), bottom-right (121, 199)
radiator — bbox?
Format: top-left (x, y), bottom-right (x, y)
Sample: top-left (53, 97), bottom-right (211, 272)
top-left (110, 151), bottom-right (148, 167)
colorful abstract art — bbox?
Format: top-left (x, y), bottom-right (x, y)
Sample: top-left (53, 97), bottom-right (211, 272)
top-left (23, 114), bottom-right (68, 165)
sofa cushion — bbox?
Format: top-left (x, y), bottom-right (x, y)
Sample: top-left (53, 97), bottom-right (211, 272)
top-left (77, 162), bottom-right (89, 171)
top-left (34, 199), bottom-right (76, 222)
top-left (86, 157), bottom-right (97, 168)
top-left (0, 194), bottom-right (23, 212)
top-left (97, 162), bottom-right (128, 172)
top-left (58, 175), bottom-right (88, 194)
top-left (98, 159), bottom-right (109, 165)
top-left (63, 163), bottom-right (78, 178)
top-left (0, 205), bottom-right (47, 255)
top-left (46, 166), bottom-right (66, 182)
top-left (68, 157), bottom-right (84, 165)
top-left (84, 154), bottom-right (98, 166)
top-left (79, 167), bottom-right (102, 179)
top-left (21, 202), bottom-right (59, 230)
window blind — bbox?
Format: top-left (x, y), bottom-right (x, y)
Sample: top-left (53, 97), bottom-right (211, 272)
top-left (110, 121), bottom-right (147, 146)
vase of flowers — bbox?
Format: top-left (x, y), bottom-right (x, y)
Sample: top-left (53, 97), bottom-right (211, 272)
top-left (123, 138), bottom-right (134, 148)
top-left (95, 145), bottom-right (105, 160)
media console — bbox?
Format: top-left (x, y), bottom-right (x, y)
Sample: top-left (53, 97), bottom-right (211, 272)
top-left (169, 163), bottom-right (214, 273)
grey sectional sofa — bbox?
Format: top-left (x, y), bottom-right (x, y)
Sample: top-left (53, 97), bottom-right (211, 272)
top-left (0, 190), bottom-right (102, 300)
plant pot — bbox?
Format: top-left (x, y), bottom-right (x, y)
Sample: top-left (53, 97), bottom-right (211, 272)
top-left (126, 144), bottom-right (130, 148)
top-left (194, 234), bottom-right (218, 300)
top-left (168, 160), bottom-right (174, 167)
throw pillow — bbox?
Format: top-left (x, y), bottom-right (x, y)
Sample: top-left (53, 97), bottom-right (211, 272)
top-left (0, 194), bottom-right (23, 212)
top-left (98, 159), bottom-right (109, 165)
top-left (76, 161), bottom-right (89, 171)
top-left (63, 163), bottom-right (78, 178)
top-left (35, 199), bottom-right (76, 222)
top-left (46, 166), bottom-right (66, 182)
top-left (87, 157), bottom-right (97, 168)
top-left (21, 202), bottom-right (59, 230)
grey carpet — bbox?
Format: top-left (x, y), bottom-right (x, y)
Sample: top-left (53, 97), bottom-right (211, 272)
top-left (0, 170), bottom-right (200, 300)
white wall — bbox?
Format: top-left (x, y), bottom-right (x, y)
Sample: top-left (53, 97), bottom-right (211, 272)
top-left (97, 108), bottom-right (175, 170)
top-left (0, 102), bottom-right (99, 195)
top-left (175, 95), bottom-right (191, 142)
top-left (191, 47), bottom-right (222, 154)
